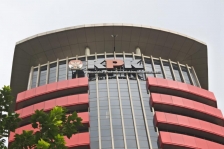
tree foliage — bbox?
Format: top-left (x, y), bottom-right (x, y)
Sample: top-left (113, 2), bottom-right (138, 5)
top-left (0, 86), bottom-right (21, 149)
top-left (10, 106), bottom-right (82, 149)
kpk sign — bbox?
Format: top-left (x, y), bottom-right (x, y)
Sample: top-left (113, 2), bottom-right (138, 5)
top-left (87, 59), bottom-right (143, 70)
top-left (69, 59), bottom-right (159, 74)
top-left (68, 60), bottom-right (83, 70)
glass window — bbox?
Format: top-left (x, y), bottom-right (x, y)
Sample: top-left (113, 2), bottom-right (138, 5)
top-left (101, 140), bottom-right (112, 148)
top-left (88, 56), bottom-right (95, 60)
top-left (31, 68), bottom-right (38, 88)
top-left (38, 65), bottom-right (47, 86)
top-left (189, 68), bottom-right (200, 87)
top-left (90, 141), bottom-right (99, 149)
top-left (48, 63), bottom-right (57, 83)
top-left (114, 139), bottom-right (124, 148)
top-left (181, 66), bottom-right (191, 84)
top-left (153, 60), bottom-right (164, 78)
top-left (126, 139), bottom-right (137, 148)
top-left (135, 56), bottom-right (141, 60)
top-left (116, 55), bottom-right (124, 60)
top-left (163, 61), bottom-right (174, 80)
top-left (97, 55), bottom-right (105, 59)
top-left (172, 64), bottom-right (182, 82)
top-left (58, 61), bottom-right (66, 81)
top-left (144, 58), bottom-right (154, 77)
top-left (139, 140), bottom-right (149, 148)
top-left (124, 55), bottom-right (133, 60)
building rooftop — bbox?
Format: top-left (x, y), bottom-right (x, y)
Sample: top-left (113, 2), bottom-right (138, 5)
top-left (10, 23), bottom-right (208, 104)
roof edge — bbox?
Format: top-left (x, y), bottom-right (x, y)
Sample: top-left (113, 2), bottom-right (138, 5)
top-left (16, 23), bottom-right (207, 46)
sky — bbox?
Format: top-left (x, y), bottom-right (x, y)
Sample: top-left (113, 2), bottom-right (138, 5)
top-left (0, 1), bottom-right (224, 113)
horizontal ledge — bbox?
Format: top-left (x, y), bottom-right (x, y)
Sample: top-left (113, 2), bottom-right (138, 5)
top-left (159, 131), bottom-right (224, 149)
top-left (16, 77), bottom-right (88, 110)
top-left (147, 77), bottom-right (216, 107)
top-left (9, 132), bottom-right (90, 148)
top-left (16, 94), bottom-right (89, 123)
top-left (151, 93), bottom-right (224, 126)
top-left (155, 112), bottom-right (224, 144)
top-left (9, 112), bottom-right (89, 142)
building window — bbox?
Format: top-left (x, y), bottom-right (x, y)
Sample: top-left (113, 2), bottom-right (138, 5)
top-left (181, 66), bottom-right (191, 84)
top-left (58, 61), bottom-right (66, 81)
top-left (38, 65), bottom-right (47, 86)
top-left (189, 68), bottom-right (200, 87)
top-left (48, 63), bottom-right (57, 83)
top-left (31, 68), bottom-right (38, 88)
top-left (153, 60), bottom-right (164, 78)
top-left (163, 61), bottom-right (174, 80)
top-left (144, 58), bottom-right (154, 77)
top-left (172, 64), bottom-right (182, 82)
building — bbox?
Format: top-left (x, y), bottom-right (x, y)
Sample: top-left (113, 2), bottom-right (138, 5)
top-left (9, 24), bottom-right (224, 149)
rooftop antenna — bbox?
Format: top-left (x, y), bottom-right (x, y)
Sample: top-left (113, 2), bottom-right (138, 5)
top-left (111, 35), bottom-right (118, 52)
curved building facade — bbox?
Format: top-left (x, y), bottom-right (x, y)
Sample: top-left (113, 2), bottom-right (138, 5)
top-left (9, 24), bottom-right (224, 149)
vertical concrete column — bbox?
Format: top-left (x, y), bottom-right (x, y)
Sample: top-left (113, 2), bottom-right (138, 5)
top-left (150, 56), bottom-right (156, 77)
top-left (116, 56), bottom-right (127, 149)
top-left (132, 52), bottom-right (135, 59)
top-left (106, 74), bottom-right (115, 149)
top-left (126, 75), bottom-right (140, 149)
top-left (85, 47), bottom-right (90, 56)
top-left (114, 51), bottom-right (116, 59)
top-left (95, 73), bottom-right (101, 149)
top-left (186, 64), bottom-right (194, 85)
top-left (177, 62), bottom-right (185, 83)
top-left (192, 66), bottom-right (201, 88)
top-left (56, 59), bottom-right (59, 82)
top-left (159, 57), bottom-right (166, 79)
top-left (27, 66), bottom-right (34, 90)
top-left (65, 57), bottom-right (68, 80)
top-left (141, 54), bottom-right (147, 80)
top-left (85, 54), bottom-right (88, 77)
top-left (134, 55), bottom-right (153, 149)
top-left (46, 61), bottom-right (50, 84)
top-left (135, 47), bottom-right (141, 55)
top-left (76, 55), bottom-right (78, 78)
top-left (169, 59), bottom-right (176, 81)
top-left (36, 64), bottom-right (41, 87)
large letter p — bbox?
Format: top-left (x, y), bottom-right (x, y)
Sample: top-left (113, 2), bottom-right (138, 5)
top-left (106, 59), bottom-right (124, 69)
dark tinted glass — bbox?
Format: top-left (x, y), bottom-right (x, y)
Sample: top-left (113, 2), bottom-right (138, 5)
top-left (144, 58), bottom-right (154, 77)
top-left (163, 61), bottom-right (174, 80)
top-left (39, 65), bottom-right (47, 86)
top-left (140, 81), bottom-right (157, 148)
top-left (31, 68), bottom-right (38, 88)
top-left (153, 60), bottom-right (164, 78)
top-left (189, 68), bottom-right (199, 87)
top-left (48, 63), bottom-right (57, 83)
top-left (181, 66), bottom-right (191, 84)
top-left (172, 64), bottom-right (182, 82)
top-left (58, 61), bottom-right (66, 81)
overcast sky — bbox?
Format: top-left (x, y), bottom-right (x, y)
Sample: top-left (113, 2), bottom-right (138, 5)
top-left (1, 0), bottom-right (224, 113)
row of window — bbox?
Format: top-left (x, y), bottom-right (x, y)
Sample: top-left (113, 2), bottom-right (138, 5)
top-left (89, 78), bottom-right (159, 149)
top-left (29, 53), bottom-right (200, 89)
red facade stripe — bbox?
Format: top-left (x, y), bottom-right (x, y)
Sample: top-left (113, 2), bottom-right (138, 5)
top-left (147, 77), bottom-right (216, 107)
top-left (155, 112), bottom-right (224, 142)
top-left (16, 77), bottom-right (88, 103)
top-left (64, 132), bottom-right (90, 148)
top-left (9, 112), bottom-right (89, 142)
top-left (9, 132), bottom-right (90, 148)
top-left (151, 93), bottom-right (224, 123)
top-left (159, 131), bottom-right (224, 149)
top-left (16, 93), bottom-right (89, 119)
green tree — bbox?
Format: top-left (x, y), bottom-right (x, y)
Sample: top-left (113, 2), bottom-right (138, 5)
top-left (0, 86), bottom-right (21, 149)
top-left (10, 106), bottom-right (82, 149)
